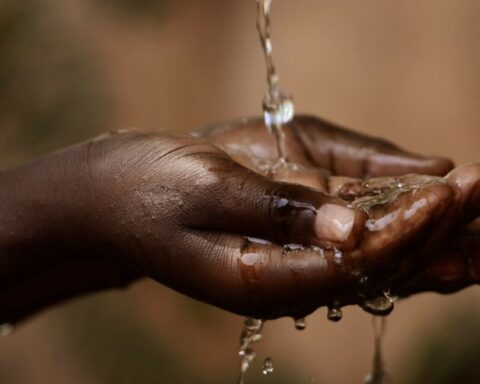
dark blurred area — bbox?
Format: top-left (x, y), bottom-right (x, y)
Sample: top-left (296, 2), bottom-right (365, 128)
top-left (1, 0), bottom-right (480, 383)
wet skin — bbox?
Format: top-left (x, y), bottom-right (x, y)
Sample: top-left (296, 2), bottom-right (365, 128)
top-left (0, 115), bottom-right (478, 323)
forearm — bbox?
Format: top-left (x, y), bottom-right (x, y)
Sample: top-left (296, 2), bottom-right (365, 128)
top-left (0, 150), bottom-right (138, 324)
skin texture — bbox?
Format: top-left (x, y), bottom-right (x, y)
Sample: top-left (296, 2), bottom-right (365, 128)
top-left (0, 114), bottom-right (477, 323)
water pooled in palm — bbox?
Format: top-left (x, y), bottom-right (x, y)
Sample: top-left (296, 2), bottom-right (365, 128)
top-left (256, 0), bottom-right (294, 163)
top-left (364, 316), bottom-right (391, 384)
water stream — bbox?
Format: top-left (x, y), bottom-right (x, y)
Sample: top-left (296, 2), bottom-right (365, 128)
top-left (256, 0), bottom-right (294, 163)
top-left (235, 2), bottom-right (394, 382)
top-left (237, 318), bottom-right (264, 384)
top-left (364, 316), bottom-right (391, 384)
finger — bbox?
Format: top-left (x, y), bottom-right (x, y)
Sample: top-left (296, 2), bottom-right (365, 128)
top-left (185, 160), bottom-right (366, 251)
top-left (158, 231), bottom-right (354, 319)
top-left (164, 181), bottom-right (453, 319)
top-left (444, 163), bottom-right (480, 223)
top-left (291, 115), bottom-right (454, 177)
top-left (272, 171), bottom-right (455, 275)
top-left (351, 177), bottom-right (454, 274)
top-left (396, 222), bottom-right (480, 297)
top-left (197, 115), bottom-right (453, 177)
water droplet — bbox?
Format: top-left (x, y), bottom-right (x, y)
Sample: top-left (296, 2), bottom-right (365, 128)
top-left (359, 275), bottom-right (369, 285)
top-left (360, 292), bottom-right (394, 316)
top-left (294, 317), bottom-right (307, 330)
top-left (0, 323), bottom-right (13, 337)
top-left (310, 245), bottom-right (324, 255)
top-left (327, 306), bottom-right (343, 322)
top-left (245, 236), bottom-right (272, 245)
top-left (265, 38), bottom-right (273, 54)
top-left (262, 357), bottom-right (274, 375)
top-left (283, 243), bottom-right (305, 252)
top-left (263, 93), bottom-right (294, 127)
top-left (333, 249), bottom-right (343, 265)
top-left (241, 252), bottom-right (260, 266)
top-left (244, 317), bottom-right (263, 332)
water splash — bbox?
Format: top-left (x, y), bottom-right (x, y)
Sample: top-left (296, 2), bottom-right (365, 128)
top-left (256, 0), bottom-right (294, 162)
top-left (238, 317), bottom-right (264, 384)
top-left (364, 316), bottom-right (391, 384)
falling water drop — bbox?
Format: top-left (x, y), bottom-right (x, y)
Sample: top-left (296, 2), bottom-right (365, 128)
top-left (262, 357), bottom-right (274, 375)
top-left (294, 317), bottom-right (307, 331)
top-left (0, 323), bottom-right (13, 337)
top-left (327, 306), bottom-right (343, 322)
top-left (360, 291), bottom-right (394, 316)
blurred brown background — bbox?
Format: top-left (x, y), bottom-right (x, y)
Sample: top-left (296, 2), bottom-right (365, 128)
top-left (2, 0), bottom-right (480, 383)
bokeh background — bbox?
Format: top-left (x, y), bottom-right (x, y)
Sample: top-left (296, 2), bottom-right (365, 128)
top-left (2, 0), bottom-right (480, 383)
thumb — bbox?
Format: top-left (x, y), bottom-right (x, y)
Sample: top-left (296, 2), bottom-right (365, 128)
top-left (188, 162), bottom-right (366, 250)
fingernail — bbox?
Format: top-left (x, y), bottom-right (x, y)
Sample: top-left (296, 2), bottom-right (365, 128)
top-left (315, 204), bottom-right (355, 243)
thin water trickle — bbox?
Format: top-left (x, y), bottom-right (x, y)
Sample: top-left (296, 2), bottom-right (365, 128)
top-left (262, 357), bottom-right (274, 375)
top-left (256, 0), bottom-right (294, 162)
top-left (238, 318), bottom-right (264, 384)
top-left (364, 316), bottom-right (391, 384)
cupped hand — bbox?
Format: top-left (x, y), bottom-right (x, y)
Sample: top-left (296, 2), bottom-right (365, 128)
top-left (202, 115), bottom-right (480, 313)
top-left (395, 163), bottom-right (480, 297)
top-left (0, 115), bottom-right (461, 323)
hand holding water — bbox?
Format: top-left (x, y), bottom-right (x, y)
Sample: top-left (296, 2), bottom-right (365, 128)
top-left (2, 115), bottom-right (478, 324)
top-left (204, 115), bottom-right (480, 312)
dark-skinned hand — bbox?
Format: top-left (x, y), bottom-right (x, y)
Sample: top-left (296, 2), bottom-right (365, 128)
top-left (0, 115), bottom-right (472, 324)
top-left (204, 116), bottom-right (480, 311)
